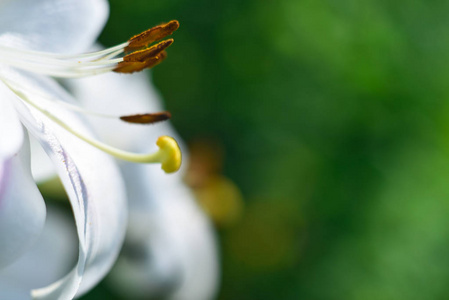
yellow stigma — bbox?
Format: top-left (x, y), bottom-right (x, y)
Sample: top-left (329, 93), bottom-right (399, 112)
top-left (155, 136), bottom-right (182, 173)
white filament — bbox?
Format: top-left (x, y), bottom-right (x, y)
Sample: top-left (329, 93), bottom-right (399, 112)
top-left (0, 43), bottom-right (128, 78)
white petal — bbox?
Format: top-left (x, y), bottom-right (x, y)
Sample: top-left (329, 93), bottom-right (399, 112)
top-left (0, 133), bottom-right (46, 270)
top-left (10, 73), bottom-right (127, 299)
top-left (0, 285), bottom-right (29, 300)
top-left (0, 83), bottom-right (23, 160)
top-left (30, 135), bottom-right (56, 183)
top-left (0, 207), bottom-right (77, 297)
top-left (0, 0), bottom-right (108, 53)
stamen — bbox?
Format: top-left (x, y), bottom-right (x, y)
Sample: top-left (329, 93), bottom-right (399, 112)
top-left (120, 111), bottom-right (171, 124)
top-left (123, 39), bottom-right (173, 62)
top-left (114, 51), bottom-right (167, 74)
top-left (7, 83), bottom-right (182, 173)
top-left (0, 21), bottom-right (179, 78)
top-left (125, 20), bottom-right (180, 52)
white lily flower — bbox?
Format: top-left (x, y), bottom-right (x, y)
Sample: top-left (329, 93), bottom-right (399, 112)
top-left (70, 71), bottom-right (220, 299)
top-left (0, 0), bottom-right (182, 299)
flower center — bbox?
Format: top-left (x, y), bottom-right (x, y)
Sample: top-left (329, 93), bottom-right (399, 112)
top-left (0, 21), bottom-right (182, 173)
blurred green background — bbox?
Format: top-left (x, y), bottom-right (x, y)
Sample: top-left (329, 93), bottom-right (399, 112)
top-left (83, 0), bottom-right (449, 299)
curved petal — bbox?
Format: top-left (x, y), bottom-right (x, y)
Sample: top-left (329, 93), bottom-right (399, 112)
top-left (0, 207), bottom-right (77, 298)
top-left (0, 86), bottom-right (23, 159)
top-left (0, 285), bottom-right (29, 300)
top-left (69, 71), bottom-right (219, 299)
top-left (0, 84), bottom-right (24, 197)
top-left (30, 135), bottom-right (57, 183)
top-left (0, 0), bottom-right (109, 53)
top-left (0, 131), bottom-right (46, 270)
top-left (10, 72), bottom-right (127, 299)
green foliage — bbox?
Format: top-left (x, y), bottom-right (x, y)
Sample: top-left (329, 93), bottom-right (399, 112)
top-left (88, 0), bottom-right (449, 299)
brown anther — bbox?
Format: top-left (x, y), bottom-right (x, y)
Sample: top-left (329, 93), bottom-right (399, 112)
top-left (113, 51), bottom-right (168, 74)
top-left (120, 111), bottom-right (172, 124)
top-left (113, 61), bottom-right (146, 74)
top-left (145, 50), bottom-right (167, 67)
top-left (125, 20), bottom-right (180, 52)
top-left (123, 39), bottom-right (173, 63)
top-left (140, 51), bottom-right (167, 69)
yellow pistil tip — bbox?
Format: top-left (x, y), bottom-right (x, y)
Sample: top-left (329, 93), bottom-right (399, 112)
top-left (156, 136), bottom-right (182, 173)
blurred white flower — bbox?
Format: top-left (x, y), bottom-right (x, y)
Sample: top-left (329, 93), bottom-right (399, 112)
top-left (0, 0), bottom-right (183, 299)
